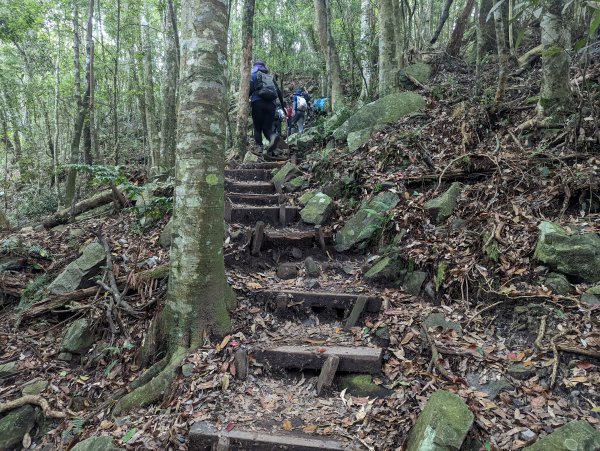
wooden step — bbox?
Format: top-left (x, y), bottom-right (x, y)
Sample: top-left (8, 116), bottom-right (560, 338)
top-left (238, 161), bottom-right (286, 170)
top-left (264, 229), bottom-right (333, 247)
top-left (189, 421), bottom-right (346, 450)
top-left (225, 168), bottom-right (273, 182)
top-left (254, 345), bottom-right (382, 374)
top-left (257, 290), bottom-right (381, 313)
top-left (227, 193), bottom-right (280, 206)
top-left (225, 180), bottom-right (274, 194)
top-left (226, 206), bottom-right (300, 226)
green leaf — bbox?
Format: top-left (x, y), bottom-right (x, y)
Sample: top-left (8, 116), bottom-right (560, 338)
top-left (590, 9), bottom-right (600, 36)
top-left (122, 428), bottom-right (137, 444)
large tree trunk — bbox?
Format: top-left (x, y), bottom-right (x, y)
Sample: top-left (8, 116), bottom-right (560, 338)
top-left (234, 0), bottom-right (255, 157)
top-left (378, 0), bottom-right (397, 95)
top-left (112, 0), bottom-right (233, 415)
top-left (141, 2), bottom-right (161, 173)
top-left (478, 0), bottom-right (496, 55)
top-left (446, 0), bottom-right (476, 56)
top-left (492, 0), bottom-right (509, 110)
top-left (359, 0), bottom-right (374, 101)
top-left (314, 0), bottom-right (344, 110)
top-left (161, 0), bottom-right (180, 170)
top-left (537, 0), bottom-right (571, 117)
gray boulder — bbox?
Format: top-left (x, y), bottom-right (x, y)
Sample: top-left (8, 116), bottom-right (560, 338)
top-left (347, 127), bottom-right (373, 153)
top-left (424, 182), bottom-right (462, 224)
top-left (335, 191), bottom-right (400, 252)
top-left (333, 92), bottom-right (425, 140)
top-left (543, 272), bottom-right (572, 295)
top-left (323, 108), bottom-right (354, 137)
top-left (406, 390), bottom-right (474, 451)
top-left (523, 421), bottom-right (600, 451)
top-left (159, 219), bottom-right (173, 248)
top-left (62, 318), bottom-right (95, 354)
top-left (364, 257), bottom-right (403, 283)
top-left (71, 436), bottom-right (123, 451)
top-left (398, 63), bottom-right (432, 89)
top-left (534, 221), bottom-right (600, 283)
top-left (242, 151), bottom-right (259, 163)
top-left (47, 241), bottom-right (105, 295)
top-left (404, 271), bottom-right (427, 295)
top-left (0, 405), bottom-right (38, 450)
top-left (300, 192), bottom-right (334, 225)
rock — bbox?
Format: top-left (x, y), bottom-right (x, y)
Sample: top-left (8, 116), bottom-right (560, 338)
top-left (364, 257), bottom-right (403, 283)
top-left (335, 191), bottom-right (400, 252)
top-left (398, 62), bottom-right (432, 89)
top-left (523, 421), bottom-right (600, 451)
top-left (243, 151), bottom-right (259, 163)
top-left (323, 108), bottom-right (354, 137)
top-left (306, 278), bottom-right (320, 289)
top-left (159, 219), bottom-right (173, 248)
top-left (533, 221), bottom-right (600, 283)
top-left (304, 257), bottom-right (320, 278)
top-left (347, 127), bottom-right (372, 153)
top-left (20, 226), bottom-right (34, 233)
top-left (0, 361), bottom-right (18, 376)
top-left (466, 374), bottom-right (512, 400)
top-left (423, 312), bottom-right (462, 336)
top-left (271, 162), bottom-right (299, 188)
top-left (507, 363), bottom-right (536, 380)
top-left (406, 390), bottom-right (474, 451)
top-left (285, 176), bottom-right (305, 192)
top-left (47, 241), bottom-right (106, 295)
top-left (288, 129), bottom-right (320, 150)
top-left (58, 352), bottom-right (73, 361)
top-left (424, 182), bottom-right (462, 224)
top-left (0, 405), bottom-right (38, 450)
top-left (71, 436), bottom-right (123, 451)
top-left (337, 374), bottom-right (393, 398)
top-left (581, 293), bottom-right (600, 307)
top-left (404, 271), bottom-right (427, 295)
top-left (586, 285), bottom-right (600, 295)
top-left (520, 429), bottom-right (537, 443)
top-left (300, 192), bottom-right (334, 225)
top-left (61, 318), bottom-right (95, 354)
top-left (299, 192), bottom-right (316, 207)
top-left (291, 247), bottom-right (303, 259)
top-left (21, 379), bottom-right (49, 396)
top-left (333, 92), bottom-right (426, 140)
top-left (543, 272), bottom-right (572, 295)
top-left (277, 263), bottom-right (298, 280)
top-left (181, 364), bottom-right (194, 378)
top-left (322, 180), bottom-right (345, 199)
top-left (68, 228), bottom-right (85, 239)
top-left (374, 325), bottom-right (390, 346)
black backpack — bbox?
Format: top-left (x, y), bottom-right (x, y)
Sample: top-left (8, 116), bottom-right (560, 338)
top-left (255, 72), bottom-right (278, 101)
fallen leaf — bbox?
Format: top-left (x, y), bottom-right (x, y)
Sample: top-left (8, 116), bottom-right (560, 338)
top-left (282, 419), bottom-right (293, 431)
top-left (303, 425), bottom-right (318, 433)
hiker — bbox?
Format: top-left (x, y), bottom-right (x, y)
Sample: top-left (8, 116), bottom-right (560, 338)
top-left (291, 90), bottom-right (308, 134)
top-left (249, 60), bottom-right (285, 156)
top-left (285, 103), bottom-right (294, 137)
top-left (273, 105), bottom-right (285, 137)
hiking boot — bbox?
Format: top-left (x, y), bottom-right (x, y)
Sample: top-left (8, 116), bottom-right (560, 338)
top-left (267, 134), bottom-right (280, 153)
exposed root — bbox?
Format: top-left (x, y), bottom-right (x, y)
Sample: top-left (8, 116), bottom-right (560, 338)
top-left (422, 326), bottom-right (458, 383)
top-left (112, 346), bottom-right (186, 416)
top-left (534, 315), bottom-right (547, 351)
top-left (550, 331), bottom-right (565, 389)
top-left (0, 395), bottom-right (66, 419)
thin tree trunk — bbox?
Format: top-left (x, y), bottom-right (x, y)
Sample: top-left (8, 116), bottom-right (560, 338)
top-left (82, 0), bottom-right (95, 166)
top-left (53, 28), bottom-right (61, 206)
top-left (478, 0), bottom-right (496, 55)
top-left (430, 0), bottom-right (454, 44)
top-left (234, 0), bottom-right (255, 156)
top-left (130, 50), bottom-right (148, 157)
top-left (446, 0), bottom-right (476, 56)
top-left (492, 0), bottom-right (508, 110)
top-left (359, 0), bottom-right (373, 100)
top-left (113, 0), bottom-right (121, 164)
top-left (378, 0), bottom-right (397, 95)
top-left (314, 0), bottom-right (344, 110)
top-left (161, 0), bottom-right (179, 170)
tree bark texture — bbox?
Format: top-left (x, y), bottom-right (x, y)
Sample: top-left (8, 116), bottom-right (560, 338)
top-left (83, 0), bottom-right (95, 166)
top-left (537, 0), bottom-right (571, 117)
top-left (359, 0), bottom-right (373, 100)
top-left (314, 0), bottom-right (344, 110)
top-left (446, 0), bottom-right (476, 56)
top-left (430, 0), bottom-right (454, 44)
top-left (378, 0), bottom-right (397, 95)
top-left (478, 0), bottom-right (496, 55)
top-left (492, 0), bottom-right (508, 110)
top-left (234, 0), bottom-right (255, 156)
top-left (161, 0), bottom-right (179, 170)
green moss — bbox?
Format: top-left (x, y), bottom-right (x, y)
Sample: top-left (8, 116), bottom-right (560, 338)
top-left (434, 262), bottom-right (447, 291)
top-left (18, 275), bottom-right (49, 311)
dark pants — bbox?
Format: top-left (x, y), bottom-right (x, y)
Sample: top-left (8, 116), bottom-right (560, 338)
top-left (251, 99), bottom-right (276, 146)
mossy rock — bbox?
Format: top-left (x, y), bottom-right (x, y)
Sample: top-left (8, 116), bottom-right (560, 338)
top-left (300, 192), bottom-right (334, 225)
top-left (347, 127), bottom-right (373, 153)
top-left (398, 62), bottom-right (432, 89)
top-left (0, 405), bottom-right (38, 450)
top-left (424, 182), bottom-right (462, 224)
top-left (534, 221), bottom-right (600, 283)
top-left (323, 108), bottom-right (354, 137)
top-left (242, 151), bottom-right (259, 163)
top-left (71, 436), bottom-right (123, 451)
top-left (21, 379), bottom-right (49, 396)
top-left (423, 312), bottom-right (462, 336)
top-left (285, 176), bottom-right (305, 192)
top-left (299, 191), bottom-right (317, 206)
top-left (335, 191), bottom-right (400, 252)
top-left (159, 219), bottom-right (173, 248)
top-left (337, 374), bottom-right (393, 398)
top-left (404, 271), bottom-right (427, 295)
top-left (364, 257), bottom-right (403, 283)
top-left (47, 241), bottom-right (106, 295)
top-left (406, 390), bottom-right (474, 451)
top-left (0, 361), bottom-right (18, 376)
top-left (271, 162), bottom-right (299, 187)
top-left (61, 318), bottom-right (95, 354)
top-left (332, 92), bottom-right (425, 140)
top-left (543, 272), bottom-right (571, 295)
top-left (523, 421), bottom-right (600, 451)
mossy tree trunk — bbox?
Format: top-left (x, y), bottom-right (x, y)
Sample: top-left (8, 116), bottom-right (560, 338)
top-left (161, 0), bottom-right (179, 171)
top-left (492, 0), bottom-right (508, 110)
top-left (537, 0), bottom-right (571, 117)
top-left (378, 0), bottom-right (397, 96)
top-left (113, 0), bottom-right (233, 415)
top-left (234, 0), bottom-right (255, 157)
top-left (447, 0), bottom-right (476, 57)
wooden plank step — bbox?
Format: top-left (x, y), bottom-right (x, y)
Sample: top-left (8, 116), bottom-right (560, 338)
top-left (263, 229), bottom-right (333, 247)
top-left (225, 169), bottom-right (273, 182)
top-left (227, 193), bottom-right (280, 206)
top-left (225, 180), bottom-right (274, 194)
top-left (254, 345), bottom-right (383, 374)
top-left (189, 421), bottom-right (346, 450)
top-left (257, 290), bottom-right (381, 313)
top-left (239, 161), bottom-right (286, 170)
top-left (226, 206), bottom-right (300, 226)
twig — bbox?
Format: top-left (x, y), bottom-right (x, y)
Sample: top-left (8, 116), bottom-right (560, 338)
top-left (550, 332), bottom-right (565, 389)
top-left (508, 130), bottom-right (525, 152)
top-left (0, 395), bottom-right (66, 419)
top-left (534, 315), bottom-right (547, 351)
top-left (465, 301), bottom-right (503, 328)
top-left (421, 326), bottom-right (457, 383)
top-left (557, 344), bottom-right (600, 359)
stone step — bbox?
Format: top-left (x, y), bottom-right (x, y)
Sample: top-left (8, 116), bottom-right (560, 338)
top-left (225, 180), bottom-right (274, 194)
top-left (254, 345), bottom-right (383, 374)
top-left (225, 206), bottom-right (300, 225)
top-left (225, 168), bottom-right (273, 182)
top-left (257, 290), bottom-right (381, 313)
top-left (189, 422), bottom-right (346, 450)
top-left (227, 193), bottom-right (280, 206)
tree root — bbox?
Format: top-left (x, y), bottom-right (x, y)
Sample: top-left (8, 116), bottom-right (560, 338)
top-left (0, 395), bottom-right (66, 419)
top-left (112, 346), bottom-right (186, 416)
top-left (534, 315), bottom-right (547, 351)
top-left (422, 326), bottom-right (458, 383)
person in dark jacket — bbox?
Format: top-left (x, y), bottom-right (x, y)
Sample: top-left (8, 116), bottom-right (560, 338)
top-left (249, 60), bottom-right (285, 156)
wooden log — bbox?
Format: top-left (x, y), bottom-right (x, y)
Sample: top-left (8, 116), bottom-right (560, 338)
top-left (257, 290), bottom-right (381, 313)
top-left (316, 355), bottom-right (339, 396)
top-left (344, 295), bottom-right (368, 330)
top-left (251, 222), bottom-right (265, 256)
top-left (42, 190), bottom-right (117, 229)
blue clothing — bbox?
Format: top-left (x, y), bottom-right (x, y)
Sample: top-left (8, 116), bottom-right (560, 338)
top-left (250, 62), bottom-right (268, 103)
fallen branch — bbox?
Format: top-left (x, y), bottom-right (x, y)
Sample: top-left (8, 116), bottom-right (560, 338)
top-left (534, 315), bottom-right (547, 351)
top-left (42, 190), bottom-right (121, 229)
top-left (557, 344), bottom-right (600, 359)
top-left (0, 395), bottom-right (66, 419)
top-left (465, 300), bottom-right (503, 328)
top-left (422, 326), bottom-right (458, 383)
top-left (550, 331), bottom-right (565, 389)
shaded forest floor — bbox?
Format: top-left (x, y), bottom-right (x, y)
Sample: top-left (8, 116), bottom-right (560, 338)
top-left (1, 55), bottom-right (600, 450)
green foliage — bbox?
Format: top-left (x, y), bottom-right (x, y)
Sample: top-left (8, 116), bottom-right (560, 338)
top-left (434, 261), bottom-right (447, 291)
top-left (18, 274), bottom-right (49, 311)
top-left (0, 0), bottom-right (47, 42)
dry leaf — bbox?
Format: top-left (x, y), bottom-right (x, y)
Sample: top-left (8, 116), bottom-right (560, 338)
top-left (282, 419), bottom-right (293, 431)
